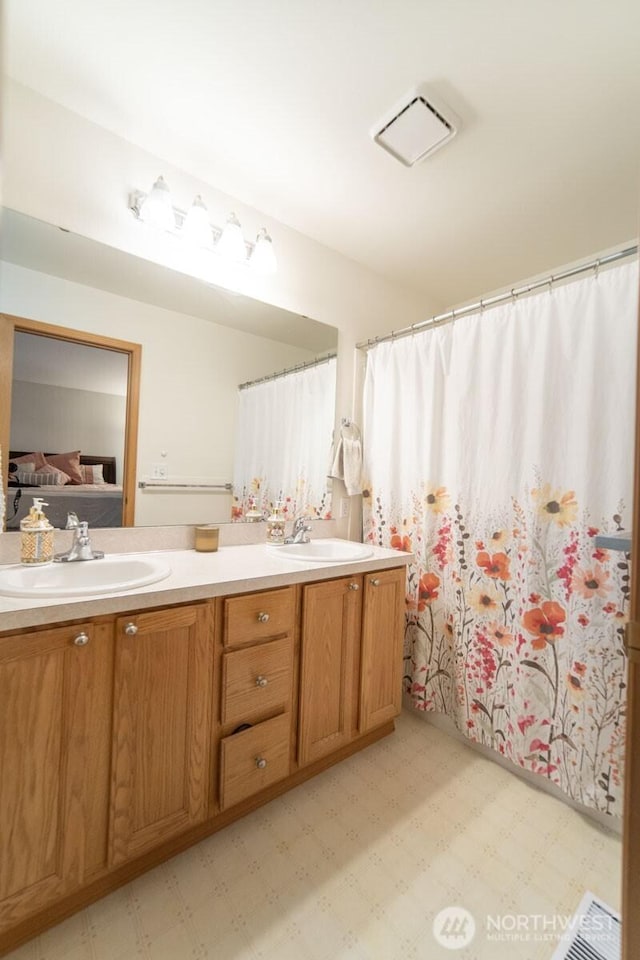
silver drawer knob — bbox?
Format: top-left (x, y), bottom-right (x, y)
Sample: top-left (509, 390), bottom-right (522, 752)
top-left (348, 582), bottom-right (359, 591)
top-left (255, 757), bottom-right (267, 770)
top-left (124, 622), bottom-right (138, 636)
top-left (73, 632), bottom-right (89, 646)
top-left (255, 675), bottom-right (268, 687)
top-left (370, 578), bottom-right (381, 587)
top-left (257, 612), bottom-right (270, 623)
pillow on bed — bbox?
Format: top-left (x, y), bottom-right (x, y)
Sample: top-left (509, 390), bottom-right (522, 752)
top-left (16, 464), bottom-right (71, 486)
top-left (45, 451), bottom-right (83, 484)
top-left (12, 451), bottom-right (47, 469)
top-left (79, 463), bottom-right (106, 484)
top-left (12, 461), bottom-right (35, 474)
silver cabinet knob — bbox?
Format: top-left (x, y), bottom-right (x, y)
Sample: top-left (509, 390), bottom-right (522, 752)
top-left (124, 622), bottom-right (138, 636)
top-left (257, 612), bottom-right (270, 623)
top-left (370, 578), bottom-right (381, 587)
top-left (255, 675), bottom-right (268, 687)
top-left (255, 757), bottom-right (267, 770)
top-left (73, 632), bottom-right (89, 646)
top-left (348, 582), bottom-right (360, 591)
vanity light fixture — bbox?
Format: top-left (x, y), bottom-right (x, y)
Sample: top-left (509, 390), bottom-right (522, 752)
top-left (216, 212), bottom-right (248, 262)
top-left (137, 176), bottom-right (176, 231)
top-left (129, 176), bottom-right (277, 273)
top-left (250, 228), bottom-right (278, 275)
top-left (181, 194), bottom-right (214, 250)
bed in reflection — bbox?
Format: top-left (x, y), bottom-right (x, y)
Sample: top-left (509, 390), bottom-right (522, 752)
top-left (6, 450), bottom-right (123, 530)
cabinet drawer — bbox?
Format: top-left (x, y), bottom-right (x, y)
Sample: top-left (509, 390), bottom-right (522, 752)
top-left (224, 587), bottom-right (295, 648)
top-left (221, 636), bottom-right (293, 726)
top-left (219, 713), bottom-right (291, 809)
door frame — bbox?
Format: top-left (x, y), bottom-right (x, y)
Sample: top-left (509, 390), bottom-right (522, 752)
top-left (0, 314), bottom-right (141, 526)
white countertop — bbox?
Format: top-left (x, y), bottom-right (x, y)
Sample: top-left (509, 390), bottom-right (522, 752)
top-left (0, 542), bottom-right (410, 632)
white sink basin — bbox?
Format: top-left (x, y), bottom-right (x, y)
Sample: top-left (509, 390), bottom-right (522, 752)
top-left (273, 539), bottom-right (374, 563)
top-left (0, 555), bottom-right (172, 598)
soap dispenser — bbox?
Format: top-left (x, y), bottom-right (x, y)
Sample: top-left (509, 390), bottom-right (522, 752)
top-left (20, 497), bottom-right (54, 565)
top-left (244, 496), bottom-right (263, 522)
top-left (266, 500), bottom-right (286, 545)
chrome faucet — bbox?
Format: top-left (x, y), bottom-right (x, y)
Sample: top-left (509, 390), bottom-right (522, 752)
top-left (285, 516), bottom-right (312, 545)
top-left (54, 513), bottom-right (105, 562)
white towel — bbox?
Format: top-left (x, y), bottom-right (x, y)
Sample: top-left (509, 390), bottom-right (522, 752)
top-left (329, 422), bottom-right (363, 496)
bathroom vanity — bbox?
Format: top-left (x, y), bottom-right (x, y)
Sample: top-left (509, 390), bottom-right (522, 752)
top-left (0, 542), bottom-right (409, 954)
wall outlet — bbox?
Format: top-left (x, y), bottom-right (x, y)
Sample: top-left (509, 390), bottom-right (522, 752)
top-left (152, 463), bottom-right (168, 479)
top-left (339, 498), bottom-right (350, 519)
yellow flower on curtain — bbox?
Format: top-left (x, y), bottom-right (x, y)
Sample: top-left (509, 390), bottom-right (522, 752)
top-left (486, 621), bottom-right (514, 647)
top-left (532, 484), bottom-right (578, 526)
top-left (468, 585), bottom-right (499, 614)
top-left (425, 486), bottom-right (450, 513)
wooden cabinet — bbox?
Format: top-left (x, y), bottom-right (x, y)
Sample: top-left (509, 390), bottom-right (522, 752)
top-left (223, 586), bottom-right (296, 648)
top-left (0, 562), bottom-right (407, 952)
top-left (298, 575), bottom-right (362, 765)
top-left (0, 620), bottom-right (113, 933)
top-left (108, 604), bottom-right (214, 866)
top-left (218, 587), bottom-right (296, 810)
top-left (360, 567), bottom-right (406, 732)
top-left (220, 713), bottom-right (291, 809)
top-left (221, 636), bottom-right (294, 726)
top-left (298, 566), bottom-right (405, 764)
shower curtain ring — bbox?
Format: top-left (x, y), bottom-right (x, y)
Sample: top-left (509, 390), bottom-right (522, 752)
top-left (479, 299), bottom-right (484, 314)
top-left (548, 275), bottom-right (555, 294)
top-left (511, 288), bottom-right (517, 303)
top-left (595, 259), bottom-right (600, 280)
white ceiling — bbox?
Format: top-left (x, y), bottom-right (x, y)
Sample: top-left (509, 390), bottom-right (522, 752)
top-left (5, 0), bottom-right (640, 308)
top-left (13, 330), bottom-right (129, 396)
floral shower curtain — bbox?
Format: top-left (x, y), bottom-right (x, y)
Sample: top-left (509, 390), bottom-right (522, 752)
top-left (363, 261), bottom-right (638, 815)
top-left (233, 357), bottom-right (336, 520)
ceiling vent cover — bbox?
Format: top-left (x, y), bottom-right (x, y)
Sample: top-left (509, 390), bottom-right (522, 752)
top-left (371, 85), bottom-right (460, 167)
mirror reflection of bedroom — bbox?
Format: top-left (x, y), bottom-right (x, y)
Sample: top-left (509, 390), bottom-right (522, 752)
top-left (7, 331), bottom-right (129, 530)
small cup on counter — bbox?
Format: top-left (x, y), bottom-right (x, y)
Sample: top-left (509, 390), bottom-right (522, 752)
top-left (194, 525), bottom-right (220, 552)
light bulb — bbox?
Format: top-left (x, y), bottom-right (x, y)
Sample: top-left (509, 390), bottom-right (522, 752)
top-left (250, 228), bottom-right (277, 275)
top-left (182, 195), bottom-right (214, 249)
top-left (138, 176), bottom-right (176, 232)
top-left (216, 212), bottom-right (247, 262)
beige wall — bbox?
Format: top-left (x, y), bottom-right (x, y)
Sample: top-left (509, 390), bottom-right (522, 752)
top-left (2, 80), bottom-right (435, 426)
top-left (11, 380), bottom-right (126, 481)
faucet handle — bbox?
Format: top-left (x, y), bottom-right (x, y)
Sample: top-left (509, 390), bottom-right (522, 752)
top-left (66, 512), bottom-right (80, 529)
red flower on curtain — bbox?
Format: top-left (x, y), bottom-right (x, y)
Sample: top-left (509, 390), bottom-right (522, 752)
top-left (417, 572), bottom-right (440, 610)
top-left (476, 550), bottom-right (511, 579)
top-left (522, 601), bottom-right (566, 649)
top-left (390, 532), bottom-right (412, 552)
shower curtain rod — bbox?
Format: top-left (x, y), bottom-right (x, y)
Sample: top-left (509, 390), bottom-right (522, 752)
top-left (238, 351), bottom-right (336, 390)
top-left (356, 244), bottom-right (638, 351)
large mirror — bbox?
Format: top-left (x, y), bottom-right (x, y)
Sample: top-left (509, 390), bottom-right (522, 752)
top-left (0, 208), bottom-right (338, 528)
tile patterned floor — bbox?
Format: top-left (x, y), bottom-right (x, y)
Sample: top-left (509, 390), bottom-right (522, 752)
top-left (6, 710), bottom-right (622, 960)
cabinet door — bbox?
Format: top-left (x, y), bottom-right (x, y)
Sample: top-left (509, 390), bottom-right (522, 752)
top-left (109, 604), bottom-right (214, 866)
top-left (298, 575), bottom-right (362, 765)
top-left (0, 621), bottom-right (109, 931)
top-left (359, 567), bottom-right (406, 732)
